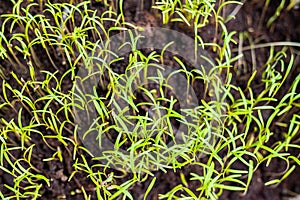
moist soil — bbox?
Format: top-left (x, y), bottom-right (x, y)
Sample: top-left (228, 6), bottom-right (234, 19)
top-left (1, 0), bottom-right (300, 200)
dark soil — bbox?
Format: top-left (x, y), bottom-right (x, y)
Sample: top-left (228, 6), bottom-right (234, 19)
top-left (1, 0), bottom-right (300, 199)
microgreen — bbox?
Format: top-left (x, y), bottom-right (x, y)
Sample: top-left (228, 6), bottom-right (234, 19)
top-left (0, 0), bottom-right (300, 199)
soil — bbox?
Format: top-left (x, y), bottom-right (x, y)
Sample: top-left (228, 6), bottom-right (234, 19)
top-left (1, 0), bottom-right (300, 200)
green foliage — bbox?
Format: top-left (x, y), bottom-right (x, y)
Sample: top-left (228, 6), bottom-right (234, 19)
top-left (0, 0), bottom-right (300, 199)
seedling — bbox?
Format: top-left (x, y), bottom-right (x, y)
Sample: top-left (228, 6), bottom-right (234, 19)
top-left (0, 0), bottom-right (300, 199)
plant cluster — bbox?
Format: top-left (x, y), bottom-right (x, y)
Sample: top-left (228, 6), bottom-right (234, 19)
top-left (0, 0), bottom-right (299, 199)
